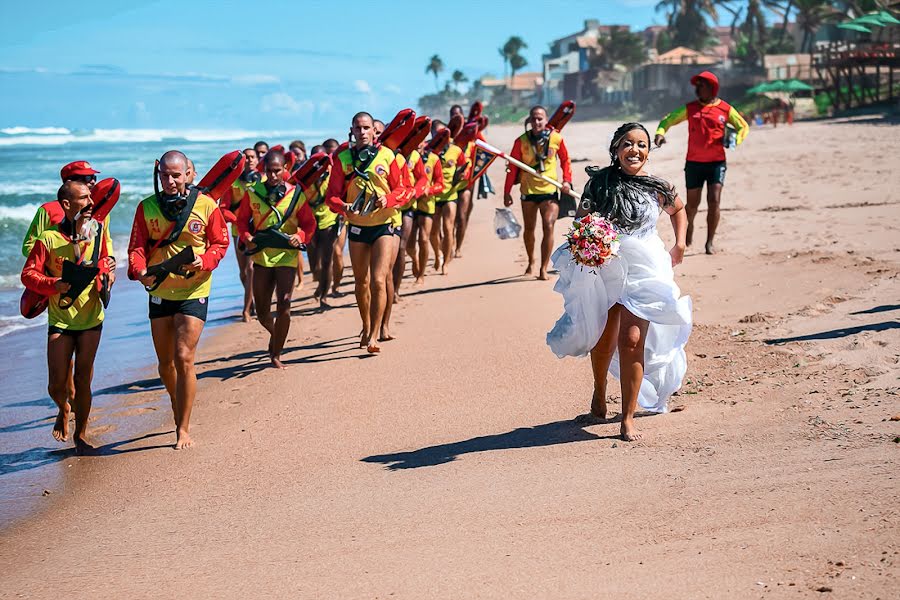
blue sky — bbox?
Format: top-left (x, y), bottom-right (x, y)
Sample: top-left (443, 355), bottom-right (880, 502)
top-left (1, 0), bottom-right (667, 133)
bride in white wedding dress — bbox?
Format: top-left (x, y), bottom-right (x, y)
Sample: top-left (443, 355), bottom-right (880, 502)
top-left (547, 123), bottom-right (692, 441)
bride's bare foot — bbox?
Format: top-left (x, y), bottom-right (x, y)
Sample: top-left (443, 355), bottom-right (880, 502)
top-left (174, 428), bottom-right (194, 450)
top-left (620, 418), bottom-right (642, 442)
top-left (52, 403), bottom-right (70, 442)
top-left (590, 390), bottom-right (607, 420)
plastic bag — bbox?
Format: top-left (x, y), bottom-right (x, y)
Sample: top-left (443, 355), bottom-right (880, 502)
top-left (494, 207), bottom-right (522, 240)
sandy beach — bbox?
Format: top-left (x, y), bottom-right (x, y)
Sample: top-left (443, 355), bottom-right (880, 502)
top-left (1, 117), bottom-right (898, 599)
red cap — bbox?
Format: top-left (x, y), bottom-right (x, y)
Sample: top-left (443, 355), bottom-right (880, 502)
top-left (690, 71), bottom-right (719, 97)
top-left (60, 160), bottom-right (100, 181)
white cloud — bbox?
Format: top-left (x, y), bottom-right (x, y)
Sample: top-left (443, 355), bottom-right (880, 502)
top-left (384, 83), bottom-right (402, 94)
top-left (232, 74), bottom-right (280, 86)
top-left (260, 92), bottom-right (312, 115)
top-left (354, 79), bottom-right (372, 94)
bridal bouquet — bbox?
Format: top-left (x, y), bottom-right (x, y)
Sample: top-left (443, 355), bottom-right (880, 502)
top-left (565, 214), bottom-right (620, 268)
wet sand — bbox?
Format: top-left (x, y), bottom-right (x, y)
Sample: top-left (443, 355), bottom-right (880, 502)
top-left (1, 117), bottom-right (898, 599)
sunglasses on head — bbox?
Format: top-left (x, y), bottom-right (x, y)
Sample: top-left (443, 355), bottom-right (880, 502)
top-left (68, 174), bottom-right (97, 184)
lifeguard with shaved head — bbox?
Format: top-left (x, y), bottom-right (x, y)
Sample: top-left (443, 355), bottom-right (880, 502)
top-left (127, 150), bottom-right (229, 449)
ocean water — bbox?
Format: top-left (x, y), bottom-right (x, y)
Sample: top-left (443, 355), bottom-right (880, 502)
top-left (0, 127), bottom-right (329, 527)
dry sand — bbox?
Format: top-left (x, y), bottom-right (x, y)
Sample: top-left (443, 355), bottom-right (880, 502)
top-left (1, 117), bottom-right (898, 599)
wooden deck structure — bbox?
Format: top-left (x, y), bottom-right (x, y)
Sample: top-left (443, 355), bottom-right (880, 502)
top-left (813, 41), bottom-right (900, 111)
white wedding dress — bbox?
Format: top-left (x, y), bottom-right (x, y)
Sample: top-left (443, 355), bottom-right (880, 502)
top-left (546, 193), bottom-right (692, 413)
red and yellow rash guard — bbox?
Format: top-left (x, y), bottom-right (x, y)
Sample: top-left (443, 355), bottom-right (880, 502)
top-left (235, 182), bottom-right (316, 269)
top-left (127, 193), bottom-right (229, 301)
top-left (436, 144), bottom-right (468, 203)
top-left (311, 173), bottom-right (339, 230)
top-left (413, 151), bottom-right (444, 215)
top-left (503, 130), bottom-right (572, 196)
top-left (21, 227), bottom-right (113, 330)
top-left (22, 200), bottom-right (114, 259)
top-left (219, 178), bottom-right (260, 237)
top-left (324, 146), bottom-right (409, 227)
top-left (656, 99), bottom-right (749, 163)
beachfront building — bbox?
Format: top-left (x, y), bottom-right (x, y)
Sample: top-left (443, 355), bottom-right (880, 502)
top-left (541, 19), bottom-right (623, 105)
top-left (477, 72), bottom-right (542, 108)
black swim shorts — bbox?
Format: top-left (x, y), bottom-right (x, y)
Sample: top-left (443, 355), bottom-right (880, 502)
top-left (148, 296), bottom-right (209, 321)
top-left (348, 223), bottom-right (395, 245)
top-left (48, 323), bottom-right (103, 337)
top-left (684, 160), bottom-right (727, 189)
top-left (522, 192), bottom-right (559, 203)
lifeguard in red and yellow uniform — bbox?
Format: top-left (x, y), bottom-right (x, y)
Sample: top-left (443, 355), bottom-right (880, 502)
top-left (128, 150), bottom-right (229, 450)
top-left (503, 105), bottom-right (573, 280)
top-left (325, 112), bottom-right (410, 354)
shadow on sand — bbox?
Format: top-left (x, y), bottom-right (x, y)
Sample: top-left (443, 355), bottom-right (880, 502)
top-left (765, 320), bottom-right (900, 344)
top-left (0, 431), bottom-right (173, 476)
top-left (361, 417), bottom-right (625, 470)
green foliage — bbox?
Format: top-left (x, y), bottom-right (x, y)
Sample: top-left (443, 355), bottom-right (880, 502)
top-left (426, 55), bottom-right (444, 91)
top-left (596, 27), bottom-right (648, 68)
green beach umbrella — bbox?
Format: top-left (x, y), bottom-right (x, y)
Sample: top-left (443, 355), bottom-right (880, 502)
top-left (783, 79), bottom-right (814, 93)
top-left (747, 81), bottom-right (780, 94)
top-left (850, 15), bottom-right (887, 27)
top-left (876, 11), bottom-right (900, 25)
top-left (838, 22), bottom-right (873, 33)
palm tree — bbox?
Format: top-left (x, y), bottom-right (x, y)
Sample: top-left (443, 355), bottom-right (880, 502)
top-left (425, 55), bottom-right (444, 92)
top-left (501, 36), bottom-right (528, 84)
top-left (451, 70), bottom-right (468, 93)
top-left (509, 53), bottom-right (528, 83)
top-left (793, 0), bottom-right (838, 52)
top-left (656, 0), bottom-right (720, 49)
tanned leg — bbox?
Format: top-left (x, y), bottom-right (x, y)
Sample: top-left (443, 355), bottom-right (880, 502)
top-left (454, 188), bottom-right (473, 257)
top-left (684, 187), bottom-right (702, 248)
top-left (171, 314), bottom-right (205, 449)
top-left (589, 304), bottom-right (621, 420)
top-left (406, 215), bottom-right (419, 282)
top-left (268, 266), bottom-right (296, 369)
top-left (307, 237), bottom-right (320, 283)
top-left (440, 201), bottom-right (457, 275)
top-left (381, 233), bottom-right (402, 342)
top-left (235, 241), bottom-right (254, 322)
top-left (705, 183), bottom-right (723, 254)
top-left (332, 223), bottom-right (347, 296)
top-left (314, 226), bottom-right (337, 308)
top-left (366, 234), bottom-right (395, 353)
top-left (520, 200), bottom-right (540, 276)
top-left (430, 203), bottom-right (443, 272)
top-left (617, 308), bottom-right (650, 442)
top-left (415, 215), bottom-right (433, 284)
top-left (72, 329), bottom-right (101, 454)
top-left (47, 333), bottom-right (75, 443)
top-left (295, 250), bottom-right (305, 289)
top-left (392, 213), bottom-right (413, 301)
top-left (252, 264), bottom-right (278, 362)
top-left (150, 316), bottom-right (177, 417)
top-left (348, 240), bottom-right (372, 348)
top-left (537, 200), bottom-right (559, 280)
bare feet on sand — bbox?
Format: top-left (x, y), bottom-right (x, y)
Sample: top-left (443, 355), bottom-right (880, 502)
top-left (591, 390), bottom-right (607, 420)
top-left (366, 339), bottom-right (381, 354)
top-left (433, 259), bottom-right (441, 273)
top-left (318, 298), bottom-right (331, 311)
top-left (74, 436), bottom-right (96, 456)
top-left (705, 241), bottom-right (716, 255)
top-left (378, 329), bottom-right (395, 343)
top-left (393, 293), bottom-right (401, 303)
top-left (174, 428), bottom-right (194, 450)
top-left (620, 418), bottom-right (642, 442)
top-left (241, 312), bottom-right (252, 323)
top-left (524, 262), bottom-right (535, 277)
top-left (537, 269), bottom-right (549, 281)
top-left (52, 403), bottom-right (70, 442)
top-left (414, 276), bottom-right (425, 286)
top-left (269, 353), bottom-right (287, 370)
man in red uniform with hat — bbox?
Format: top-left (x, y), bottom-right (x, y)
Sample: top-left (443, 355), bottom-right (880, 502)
top-left (655, 71), bottom-right (748, 254)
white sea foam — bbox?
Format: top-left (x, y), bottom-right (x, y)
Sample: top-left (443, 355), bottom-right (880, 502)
top-left (0, 128), bottom-right (327, 147)
top-left (0, 313), bottom-right (45, 338)
top-left (1, 126), bottom-right (71, 135)
top-left (0, 203), bottom-right (41, 221)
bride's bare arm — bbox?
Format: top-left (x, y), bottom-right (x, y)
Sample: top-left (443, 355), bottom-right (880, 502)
top-left (659, 192), bottom-right (687, 266)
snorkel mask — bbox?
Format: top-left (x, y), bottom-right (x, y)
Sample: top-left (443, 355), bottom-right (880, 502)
top-left (240, 169), bottom-right (261, 184)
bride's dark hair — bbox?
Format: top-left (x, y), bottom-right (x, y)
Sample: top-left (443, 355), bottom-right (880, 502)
top-left (581, 122), bottom-right (676, 233)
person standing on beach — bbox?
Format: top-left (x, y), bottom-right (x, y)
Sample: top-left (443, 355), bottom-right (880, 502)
top-left (307, 144), bottom-right (341, 309)
top-left (236, 150), bottom-right (315, 368)
top-left (430, 120), bottom-right (468, 276)
top-left (325, 112), bottom-right (409, 353)
top-left (21, 181), bottom-right (116, 454)
top-left (410, 138), bottom-right (445, 285)
top-left (323, 137), bottom-right (347, 297)
top-left (504, 105), bottom-right (573, 280)
top-left (127, 150), bottom-right (229, 449)
top-left (654, 71), bottom-right (749, 255)
top-left (219, 147), bottom-right (261, 322)
top-left (451, 105), bottom-right (475, 259)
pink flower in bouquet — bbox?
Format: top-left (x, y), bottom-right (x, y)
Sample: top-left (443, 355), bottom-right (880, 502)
top-left (565, 214), bottom-right (620, 268)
